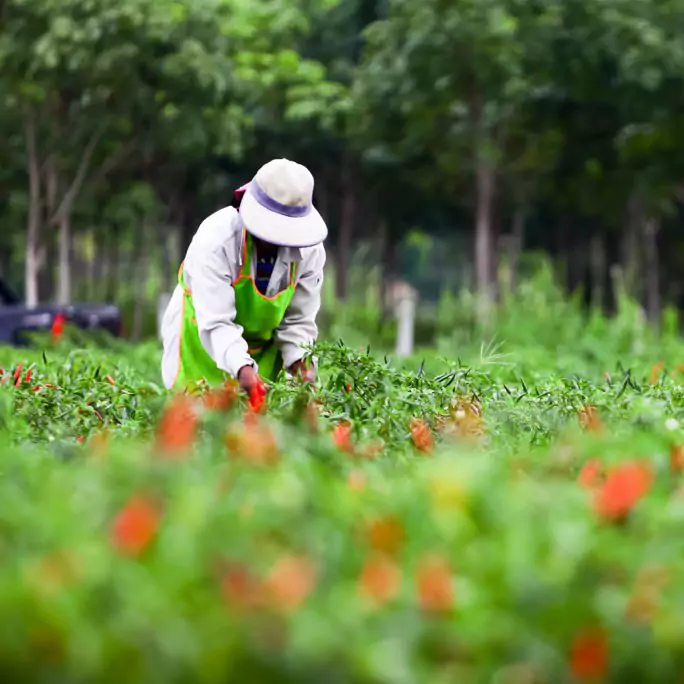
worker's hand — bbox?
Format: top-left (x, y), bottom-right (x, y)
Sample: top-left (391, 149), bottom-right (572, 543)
top-left (237, 364), bottom-right (260, 394)
top-left (289, 359), bottom-right (315, 383)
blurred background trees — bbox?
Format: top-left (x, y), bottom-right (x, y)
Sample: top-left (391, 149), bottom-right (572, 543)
top-left (2, 0), bottom-right (684, 338)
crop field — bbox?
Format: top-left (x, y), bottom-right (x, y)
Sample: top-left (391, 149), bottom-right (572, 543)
top-left (3, 291), bottom-right (684, 682)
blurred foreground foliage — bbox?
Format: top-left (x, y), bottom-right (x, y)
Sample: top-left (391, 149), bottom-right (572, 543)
top-left (3, 283), bottom-right (684, 681)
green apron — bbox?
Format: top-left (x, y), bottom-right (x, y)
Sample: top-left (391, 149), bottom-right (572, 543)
top-left (173, 230), bottom-right (296, 390)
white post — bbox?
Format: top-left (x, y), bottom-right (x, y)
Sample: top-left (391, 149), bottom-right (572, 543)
top-left (157, 292), bottom-right (172, 340)
top-left (395, 288), bottom-right (417, 357)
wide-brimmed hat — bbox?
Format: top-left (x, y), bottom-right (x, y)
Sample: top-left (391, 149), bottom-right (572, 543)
top-left (239, 158), bottom-right (328, 248)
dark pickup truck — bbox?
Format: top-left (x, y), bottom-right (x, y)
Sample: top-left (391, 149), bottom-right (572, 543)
top-left (0, 277), bottom-right (122, 346)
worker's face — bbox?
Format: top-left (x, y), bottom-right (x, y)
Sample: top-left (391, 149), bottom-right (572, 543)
top-left (253, 237), bottom-right (278, 254)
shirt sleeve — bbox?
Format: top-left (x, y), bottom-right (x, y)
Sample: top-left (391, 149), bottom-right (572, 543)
top-left (184, 239), bottom-right (255, 379)
top-left (274, 244), bottom-right (326, 369)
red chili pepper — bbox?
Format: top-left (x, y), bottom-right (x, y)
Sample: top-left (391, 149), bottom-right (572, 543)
top-left (594, 461), bottom-right (652, 522)
top-left (31, 385), bottom-right (43, 392)
top-left (345, 384), bottom-right (351, 393)
top-left (25, 369), bottom-right (32, 384)
top-left (333, 423), bottom-right (353, 452)
top-left (51, 313), bottom-right (65, 342)
top-left (111, 495), bottom-right (160, 557)
top-left (570, 628), bottom-right (609, 679)
top-left (249, 381), bottom-right (267, 413)
top-left (13, 364), bottom-right (22, 386)
top-left (106, 375), bottom-right (115, 385)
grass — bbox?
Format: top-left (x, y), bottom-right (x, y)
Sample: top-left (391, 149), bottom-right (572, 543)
top-left (2, 281), bottom-right (684, 682)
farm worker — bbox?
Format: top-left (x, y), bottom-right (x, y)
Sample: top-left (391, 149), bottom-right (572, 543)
top-left (160, 158), bottom-right (328, 394)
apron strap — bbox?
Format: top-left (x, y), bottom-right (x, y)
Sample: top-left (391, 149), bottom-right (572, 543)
top-left (178, 261), bottom-right (192, 295)
top-left (180, 236), bottom-right (296, 296)
top-left (240, 230), bottom-right (251, 278)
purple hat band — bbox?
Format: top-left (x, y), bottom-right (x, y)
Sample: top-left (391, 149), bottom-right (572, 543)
top-left (249, 180), bottom-right (312, 218)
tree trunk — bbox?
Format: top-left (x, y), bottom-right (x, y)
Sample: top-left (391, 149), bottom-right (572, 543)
top-left (378, 217), bottom-right (396, 323)
top-left (556, 216), bottom-right (571, 292)
top-left (501, 206), bottom-right (526, 296)
top-left (160, 223), bottom-right (173, 292)
top-left (474, 156), bottom-right (496, 304)
top-left (125, 238), bottom-right (138, 300)
top-left (181, 218), bottom-right (194, 255)
top-left (40, 157), bottom-right (59, 301)
top-left (315, 174), bottom-right (333, 310)
top-left (99, 229), bottom-right (112, 302)
top-left (179, 194), bottom-right (197, 254)
top-left (316, 174), bottom-right (330, 227)
top-left (643, 217), bottom-right (661, 325)
top-left (25, 209), bottom-right (41, 306)
top-left (335, 164), bottom-right (355, 301)
top-left (38, 231), bottom-right (56, 302)
top-left (622, 191), bottom-right (643, 300)
top-left (107, 225), bottom-right (121, 301)
top-left (491, 196), bottom-right (503, 303)
top-left (589, 232), bottom-right (606, 311)
top-left (23, 111), bottom-right (42, 307)
top-left (49, 124), bottom-right (106, 304)
top-left (131, 221), bottom-right (152, 341)
top-left (51, 124), bottom-right (105, 226)
top-left (56, 213), bottom-right (72, 305)
top-left (85, 229), bottom-right (100, 301)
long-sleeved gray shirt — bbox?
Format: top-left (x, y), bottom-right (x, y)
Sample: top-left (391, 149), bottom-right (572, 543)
top-left (161, 206), bottom-right (326, 389)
